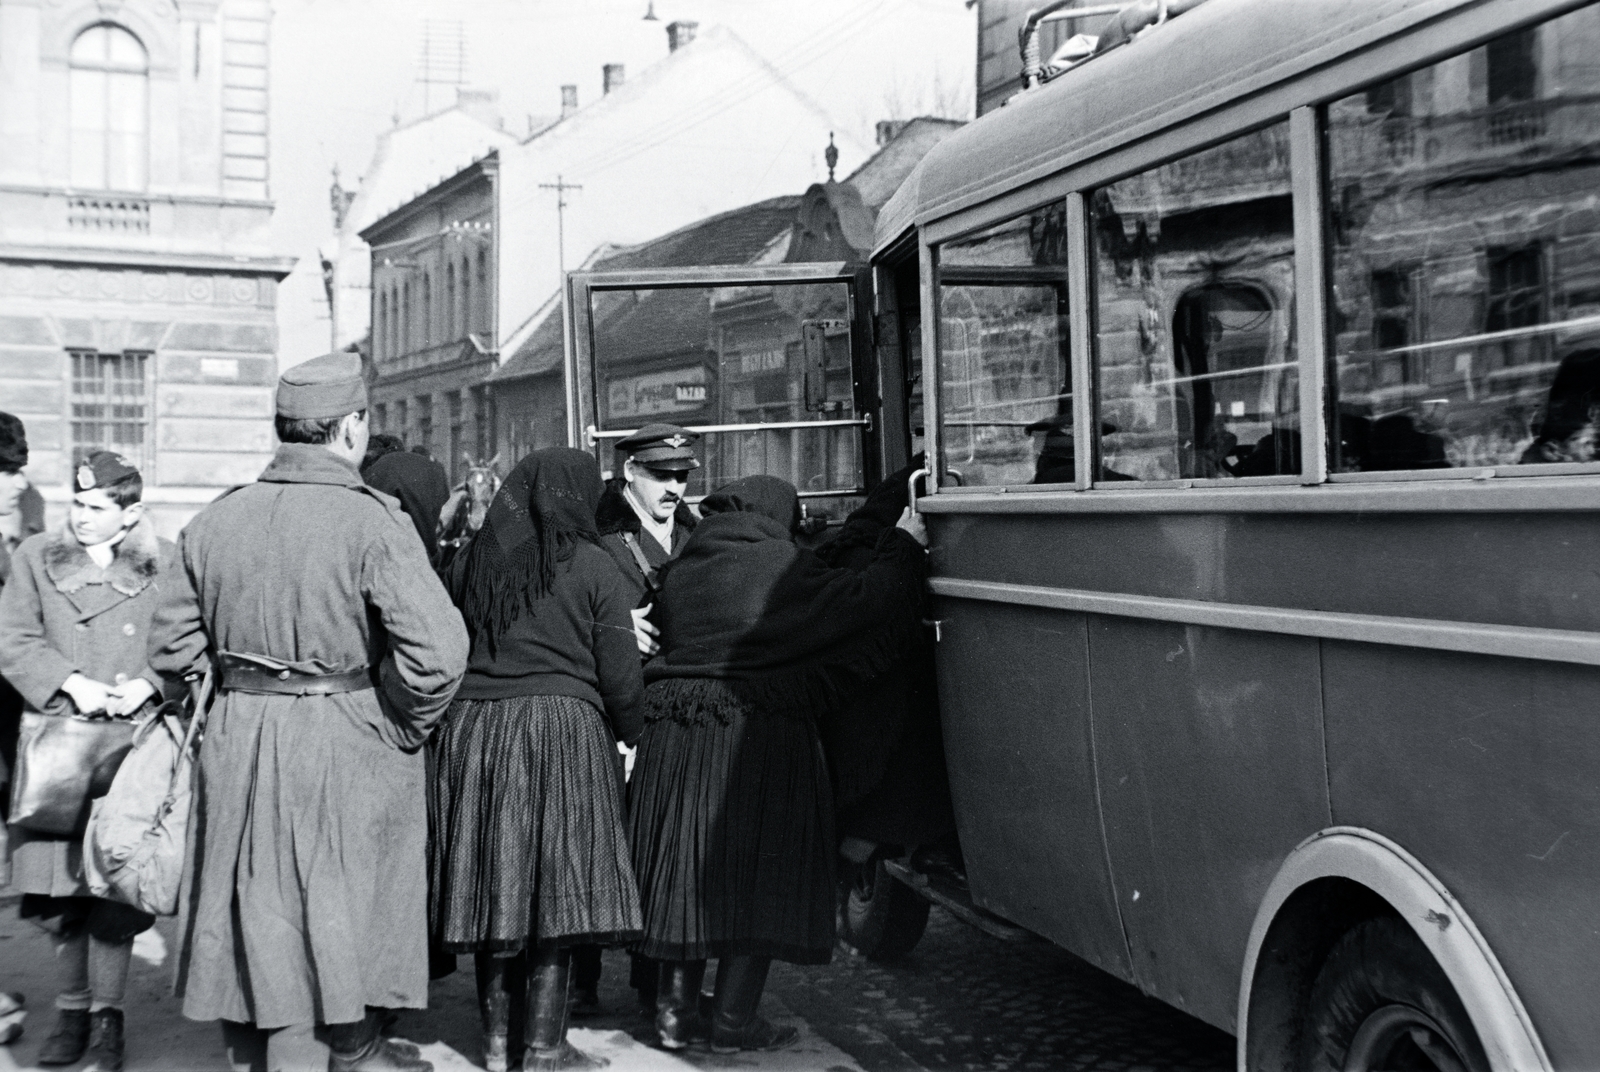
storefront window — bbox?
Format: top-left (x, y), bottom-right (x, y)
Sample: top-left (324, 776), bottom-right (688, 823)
top-left (1092, 121), bottom-right (1298, 481)
top-left (937, 206), bottom-right (1072, 487)
top-left (1327, 5), bottom-right (1600, 471)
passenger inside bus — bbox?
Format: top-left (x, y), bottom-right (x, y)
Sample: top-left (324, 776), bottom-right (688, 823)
top-left (1520, 348), bottom-right (1600, 465)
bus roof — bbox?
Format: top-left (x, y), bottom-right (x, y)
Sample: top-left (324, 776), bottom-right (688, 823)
top-left (873, 0), bottom-right (1490, 252)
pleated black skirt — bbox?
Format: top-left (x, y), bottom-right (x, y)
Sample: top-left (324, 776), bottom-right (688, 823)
top-left (627, 680), bottom-right (836, 965)
top-left (428, 694), bottom-right (643, 954)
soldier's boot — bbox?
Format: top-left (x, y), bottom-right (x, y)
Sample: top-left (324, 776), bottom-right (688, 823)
top-left (524, 948), bottom-right (607, 1071)
top-left (709, 955), bottom-right (798, 1054)
top-left (476, 952), bottom-right (528, 1072)
top-left (653, 960), bottom-right (708, 1050)
top-left (328, 1012), bottom-right (432, 1072)
top-left (36, 1008), bottom-right (91, 1066)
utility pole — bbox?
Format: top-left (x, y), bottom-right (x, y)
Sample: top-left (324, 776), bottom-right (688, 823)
top-left (538, 175), bottom-right (583, 275)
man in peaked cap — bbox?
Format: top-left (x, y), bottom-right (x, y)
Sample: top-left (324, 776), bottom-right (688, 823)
top-left (590, 422), bottom-right (700, 1015)
top-left (149, 351), bottom-right (468, 1072)
top-left (595, 422), bottom-right (701, 653)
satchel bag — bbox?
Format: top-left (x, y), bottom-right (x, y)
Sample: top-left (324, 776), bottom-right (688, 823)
top-left (8, 710), bottom-right (136, 835)
top-left (83, 672), bottom-right (212, 917)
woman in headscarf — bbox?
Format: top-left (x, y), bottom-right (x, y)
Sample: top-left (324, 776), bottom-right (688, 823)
top-left (364, 448), bottom-right (451, 567)
top-left (628, 475), bottom-right (928, 1053)
top-left (430, 448), bottom-right (644, 1072)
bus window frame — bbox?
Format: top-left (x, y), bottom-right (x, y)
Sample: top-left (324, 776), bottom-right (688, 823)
top-left (564, 261), bottom-right (884, 497)
top-left (915, 0), bottom-right (1600, 498)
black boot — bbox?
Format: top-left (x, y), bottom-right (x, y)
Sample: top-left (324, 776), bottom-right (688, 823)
top-left (652, 960), bottom-right (708, 1051)
top-left (568, 945), bottom-right (602, 1019)
top-left (525, 947), bottom-right (607, 1071)
top-left (82, 1008), bottom-right (124, 1072)
top-left (476, 953), bottom-right (528, 1072)
top-left (36, 1008), bottom-right (90, 1066)
top-left (328, 1011), bottom-right (433, 1072)
top-left (709, 955), bottom-right (798, 1054)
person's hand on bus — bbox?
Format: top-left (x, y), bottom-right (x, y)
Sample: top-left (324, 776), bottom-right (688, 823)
top-left (895, 506), bottom-right (928, 548)
top-left (632, 604), bottom-right (661, 656)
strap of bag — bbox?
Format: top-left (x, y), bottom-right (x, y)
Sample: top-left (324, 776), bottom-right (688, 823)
top-left (178, 668), bottom-right (214, 765)
top-left (621, 532), bottom-right (659, 593)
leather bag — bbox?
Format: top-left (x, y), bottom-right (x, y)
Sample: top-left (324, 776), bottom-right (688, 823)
top-left (8, 711), bottom-right (135, 835)
top-left (83, 673), bottom-right (212, 917)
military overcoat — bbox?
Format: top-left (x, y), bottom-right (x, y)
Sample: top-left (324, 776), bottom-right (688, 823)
top-left (0, 515), bottom-right (174, 894)
top-left (148, 444), bottom-right (468, 1030)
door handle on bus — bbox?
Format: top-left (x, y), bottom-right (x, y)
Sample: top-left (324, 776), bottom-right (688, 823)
top-left (923, 618), bottom-right (943, 642)
top-left (908, 467), bottom-right (930, 516)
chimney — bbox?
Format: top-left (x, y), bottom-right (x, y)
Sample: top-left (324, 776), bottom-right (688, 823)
top-left (602, 63), bottom-right (625, 95)
top-left (667, 20), bottom-right (698, 52)
top-left (560, 84), bottom-right (578, 119)
top-left (876, 119), bottom-right (910, 146)
top-left (456, 87), bottom-right (501, 129)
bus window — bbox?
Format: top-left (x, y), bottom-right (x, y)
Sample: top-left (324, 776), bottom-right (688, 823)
top-left (1328, 4), bottom-right (1600, 473)
top-left (936, 205), bottom-right (1072, 487)
top-left (1091, 121), bottom-right (1298, 481)
top-left (586, 280), bottom-right (863, 514)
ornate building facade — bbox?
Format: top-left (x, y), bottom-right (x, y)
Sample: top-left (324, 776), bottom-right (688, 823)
top-left (0, 0), bottom-right (293, 533)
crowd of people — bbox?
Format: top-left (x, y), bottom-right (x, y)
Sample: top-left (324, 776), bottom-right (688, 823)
top-left (0, 349), bottom-right (939, 1072)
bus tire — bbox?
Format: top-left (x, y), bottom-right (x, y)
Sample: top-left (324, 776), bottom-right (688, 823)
top-left (841, 858), bottom-right (930, 962)
top-left (1299, 916), bottom-right (1490, 1072)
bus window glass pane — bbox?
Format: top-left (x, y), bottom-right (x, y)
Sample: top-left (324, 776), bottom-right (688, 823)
top-left (937, 205), bottom-right (1072, 487)
top-left (1092, 121), bottom-right (1298, 481)
top-left (588, 281), bottom-right (862, 513)
top-left (1329, 6), bottom-right (1600, 472)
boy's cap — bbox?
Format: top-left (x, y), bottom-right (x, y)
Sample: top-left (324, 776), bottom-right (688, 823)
top-left (277, 351), bottom-right (368, 419)
top-left (76, 451), bottom-right (139, 491)
top-left (0, 411), bottom-right (27, 472)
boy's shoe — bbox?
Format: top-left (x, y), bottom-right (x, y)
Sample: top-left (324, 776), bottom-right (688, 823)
top-left (82, 1008), bottom-right (124, 1072)
top-left (36, 1008), bottom-right (90, 1066)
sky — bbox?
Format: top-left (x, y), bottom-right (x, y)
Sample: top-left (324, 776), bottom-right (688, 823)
top-left (268, 0), bottom-right (977, 361)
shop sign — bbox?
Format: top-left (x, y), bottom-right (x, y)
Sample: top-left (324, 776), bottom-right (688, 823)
top-left (607, 365), bottom-right (711, 420)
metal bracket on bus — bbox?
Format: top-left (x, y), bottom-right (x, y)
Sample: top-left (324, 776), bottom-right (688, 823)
top-left (907, 467), bottom-right (930, 516)
top-left (923, 619), bottom-right (944, 643)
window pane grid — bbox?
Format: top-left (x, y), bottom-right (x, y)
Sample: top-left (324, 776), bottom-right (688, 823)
top-left (71, 350), bottom-right (152, 473)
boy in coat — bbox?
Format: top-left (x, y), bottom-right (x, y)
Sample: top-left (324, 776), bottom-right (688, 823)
top-left (0, 451), bottom-right (174, 1072)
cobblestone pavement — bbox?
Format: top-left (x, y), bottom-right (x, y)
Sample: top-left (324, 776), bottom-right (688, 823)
top-left (1, 895), bottom-right (1233, 1071)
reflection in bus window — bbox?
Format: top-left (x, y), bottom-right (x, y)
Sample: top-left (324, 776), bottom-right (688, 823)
top-left (1328, 5), bottom-right (1600, 472)
top-left (937, 205), bottom-right (1072, 487)
top-left (1092, 121), bottom-right (1298, 481)
top-left (588, 281), bottom-right (862, 513)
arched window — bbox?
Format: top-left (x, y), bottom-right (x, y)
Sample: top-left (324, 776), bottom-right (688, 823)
top-left (376, 291), bottom-right (388, 360)
top-left (70, 24), bottom-right (148, 191)
top-left (422, 271), bottom-right (432, 348)
top-left (401, 281), bottom-right (411, 354)
top-left (475, 250), bottom-right (489, 334)
top-left (390, 285), bottom-right (400, 355)
top-left (459, 257), bottom-right (472, 340)
top-left (445, 261), bottom-right (457, 340)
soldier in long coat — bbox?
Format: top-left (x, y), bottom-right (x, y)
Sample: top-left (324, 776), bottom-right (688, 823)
top-left (149, 352), bottom-right (469, 1072)
top-left (0, 411), bottom-right (45, 820)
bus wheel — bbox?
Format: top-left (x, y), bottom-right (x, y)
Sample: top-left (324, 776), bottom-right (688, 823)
top-left (841, 857), bottom-right (930, 962)
top-left (1299, 916), bottom-right (1489, 1072)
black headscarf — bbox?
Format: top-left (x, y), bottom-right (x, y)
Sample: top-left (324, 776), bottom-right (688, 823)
top-left (451, 447), bottom-right (602, 653)
top-left (814, 456), bottom-right (922, 567)
top-left (646, 474), bottom-right (926, 721)
top-left (365, 450), bottom-right (450, 565)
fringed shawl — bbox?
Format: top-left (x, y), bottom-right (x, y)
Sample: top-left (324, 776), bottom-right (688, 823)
top-left (644, 475), bottom-right (926, 724)
top-left (451, 448), bottom-right (602, 655)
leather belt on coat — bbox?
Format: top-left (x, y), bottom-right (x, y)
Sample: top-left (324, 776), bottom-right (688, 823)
top-left (217, 653), bottom-right (376, 696)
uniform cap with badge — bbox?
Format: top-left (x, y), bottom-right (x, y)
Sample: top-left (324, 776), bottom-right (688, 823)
top-left (276, 350), bottom-right (369, 420)
top-left (615, 422), bottom-right (700, 472)
top-left (75, 451), bottom-right (140, 491)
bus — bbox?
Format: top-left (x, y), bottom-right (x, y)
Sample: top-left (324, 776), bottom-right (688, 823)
top-left (563, 1), bottom-right (1598, 1067)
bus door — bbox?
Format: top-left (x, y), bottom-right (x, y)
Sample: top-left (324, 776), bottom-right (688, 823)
top-left (563, 263), bottom-right (884, 527)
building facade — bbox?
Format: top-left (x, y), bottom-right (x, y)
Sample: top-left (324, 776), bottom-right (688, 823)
top-left (0, 0), bottom-right (293, 534)
top-left (360, 152), bottom-right (498, 482)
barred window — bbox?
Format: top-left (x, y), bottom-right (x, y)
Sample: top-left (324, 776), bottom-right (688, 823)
top-left (71, 350), bottom-right (151, 471)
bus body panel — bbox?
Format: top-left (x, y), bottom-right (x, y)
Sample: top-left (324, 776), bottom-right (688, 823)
top-left (933, 510), bottom-right (1600, 634)
top-left (1088, 618), bottom-right (1331, 1032)
top-left (1322, 643), bottom-right (1600, 1068)
top-left (931, 597), bottom-right (1135, 982)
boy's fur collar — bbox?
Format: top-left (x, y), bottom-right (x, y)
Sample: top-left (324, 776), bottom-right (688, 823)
top-left (43, 515), bottom-right (161, 597)
top-left (596, 479), bottom-right (697, 538)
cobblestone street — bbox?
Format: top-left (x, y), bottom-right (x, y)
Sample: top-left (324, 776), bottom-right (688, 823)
top-left (2, 893), bottom-right (1233, 1072)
